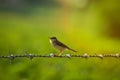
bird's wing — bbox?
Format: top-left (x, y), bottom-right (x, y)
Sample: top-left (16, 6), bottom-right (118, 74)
top-left (56, 41), bottom-right (69, 48)
top-left (57, 40), bottom-right (77, 52)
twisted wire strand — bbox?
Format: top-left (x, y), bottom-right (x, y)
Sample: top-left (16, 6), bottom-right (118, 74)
top-left (0, 53), bottom-right (120, 61)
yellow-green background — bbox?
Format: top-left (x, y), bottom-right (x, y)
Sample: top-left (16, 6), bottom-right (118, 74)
top-left (0, 0), bottom-right (120, 80)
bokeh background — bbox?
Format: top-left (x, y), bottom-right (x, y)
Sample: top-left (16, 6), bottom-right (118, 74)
top-left (0, 0), bottom-right (120, 80)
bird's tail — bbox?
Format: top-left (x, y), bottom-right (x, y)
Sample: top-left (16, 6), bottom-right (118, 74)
top-left (68, 48), bottom-right (77, 52)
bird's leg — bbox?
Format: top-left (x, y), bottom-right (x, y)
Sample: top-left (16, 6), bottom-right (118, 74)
top-left (58, 50), bottom-right (63, 56)
top-left (55, 50), bottom-right (64, 56)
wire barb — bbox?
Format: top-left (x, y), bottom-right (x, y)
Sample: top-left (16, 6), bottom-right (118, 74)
top-left (27, 54), bottom-right (34, 60)
top-left (49, 53), bottom-right (54, 58)
top-left (83, 53), bottom-right (89, 59)
top-left (8, 54), bottom-right (15, 64)
top-left (97, 54), bottom-right (104, 59)
top-left (115, 53), bottom-right (120, 58)
top-left (65, 54), bottom-right (71, 59)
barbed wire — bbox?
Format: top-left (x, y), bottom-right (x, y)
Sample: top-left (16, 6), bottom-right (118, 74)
top-left (0, 53), bottom-right (120, 63)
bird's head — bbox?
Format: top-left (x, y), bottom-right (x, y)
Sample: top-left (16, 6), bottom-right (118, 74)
top-left (50, 36), bottom-right (57, 41)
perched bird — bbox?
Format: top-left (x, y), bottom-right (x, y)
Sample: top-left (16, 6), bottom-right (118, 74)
top-left (50, 36), bottom-right (77, 56)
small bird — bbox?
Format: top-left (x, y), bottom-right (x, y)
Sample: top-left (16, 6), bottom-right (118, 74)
top-left (50, 36), bottom-right (77, 56)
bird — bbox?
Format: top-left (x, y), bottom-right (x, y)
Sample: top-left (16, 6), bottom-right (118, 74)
top-left (50, 36), bottom-right (77, 56)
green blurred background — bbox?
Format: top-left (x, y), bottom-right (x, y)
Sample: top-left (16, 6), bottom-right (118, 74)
top-left (0, 0), bottom-right (120, 80)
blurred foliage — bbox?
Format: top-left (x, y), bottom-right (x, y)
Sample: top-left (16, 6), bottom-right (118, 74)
top-left (0, 0), bottom-right (120, 80)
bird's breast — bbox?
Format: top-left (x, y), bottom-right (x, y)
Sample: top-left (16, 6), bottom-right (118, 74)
top-left (50, 39), bottom-right (57, 46)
